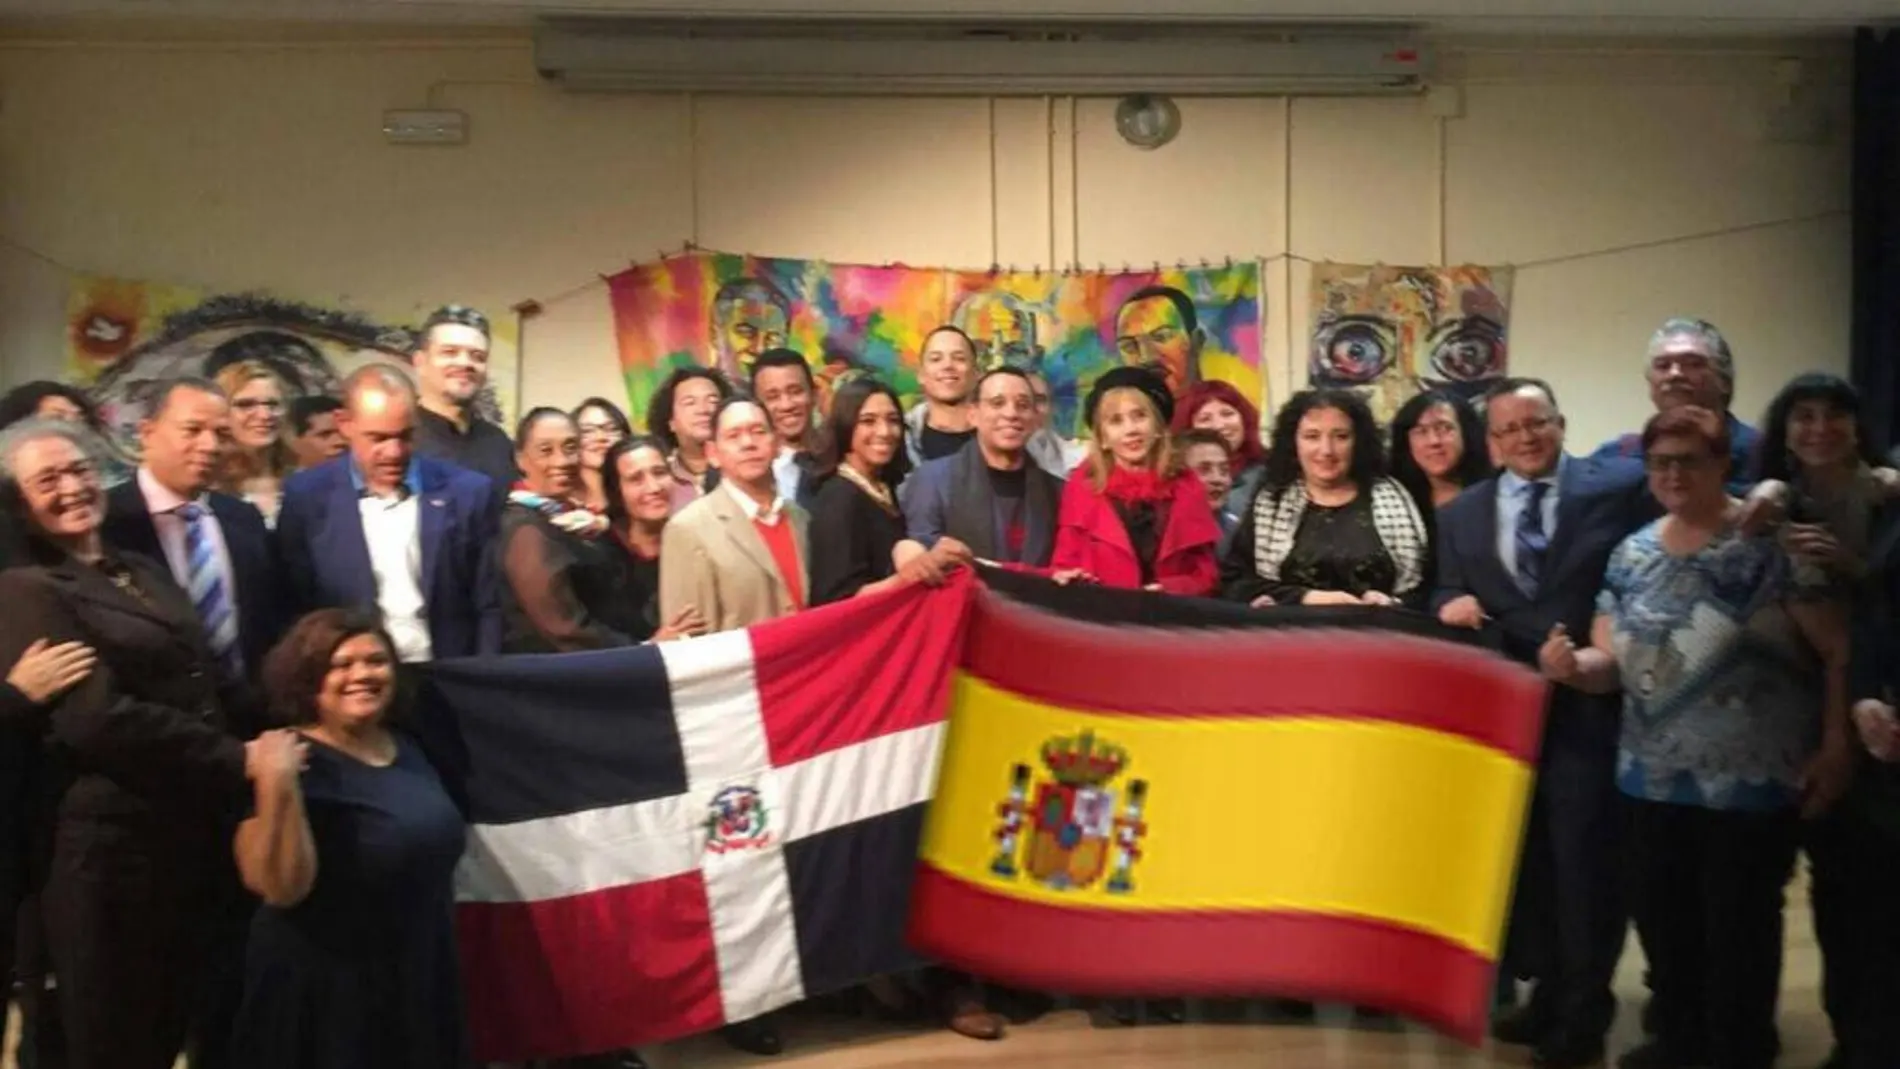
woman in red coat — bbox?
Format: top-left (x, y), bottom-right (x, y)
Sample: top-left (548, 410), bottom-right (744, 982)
top-left (1051, 366), bottom-right (1221, 597)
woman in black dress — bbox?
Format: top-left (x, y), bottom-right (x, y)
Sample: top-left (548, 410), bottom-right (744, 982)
top-left (600, 435), bottom-right (706, 643)
top-left (1221, 388), bottom-right (1431, 611)
top-left (500, 408), bottom-right (675, 652)
top-left (808, 378), bottom-right (962, 605)
top-left (230, 607), bottom-right (470, 1069)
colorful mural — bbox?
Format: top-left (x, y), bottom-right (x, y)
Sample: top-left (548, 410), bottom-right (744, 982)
top-left (607, 251), bottom-right (1264, 438)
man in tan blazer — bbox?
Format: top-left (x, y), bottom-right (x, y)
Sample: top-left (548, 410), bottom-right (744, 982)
top-left (659, 394), bottom-right (809, 1059)
top-left (661, 394), bottom-right (810, 634)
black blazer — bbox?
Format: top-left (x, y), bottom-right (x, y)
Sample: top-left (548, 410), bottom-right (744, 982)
top-left (1430, 454), bottom-right (1657, 753)
top-left (101, 479), bottom-right (286, 690)
top-left (0, 553), bottom-right (248, 861)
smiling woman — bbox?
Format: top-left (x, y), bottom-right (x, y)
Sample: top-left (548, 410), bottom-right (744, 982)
top-left (0, 417), bottom-right (252, 1069)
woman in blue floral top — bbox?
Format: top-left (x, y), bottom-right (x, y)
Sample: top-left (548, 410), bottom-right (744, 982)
top-left (1538, 405), bottom-right (1854, 1069)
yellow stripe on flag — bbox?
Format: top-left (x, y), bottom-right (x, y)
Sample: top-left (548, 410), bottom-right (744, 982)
top-left (920, 673), bottom-right (1534, 957)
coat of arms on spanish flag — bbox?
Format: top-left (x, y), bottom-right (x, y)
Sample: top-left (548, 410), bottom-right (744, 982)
top-left (907, 574), bottom-right (1550, 1045)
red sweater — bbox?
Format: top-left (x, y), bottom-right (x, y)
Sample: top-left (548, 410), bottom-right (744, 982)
top-left (752, 516), bottom-right (806, 611)
top-left (1050, 467), bottom-right (1221, 596)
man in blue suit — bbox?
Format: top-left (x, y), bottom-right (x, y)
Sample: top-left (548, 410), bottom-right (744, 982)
top-left (276, 365), bottom-right (502, 662)
top-left (1433, 377), bottom-right (1657, 1069)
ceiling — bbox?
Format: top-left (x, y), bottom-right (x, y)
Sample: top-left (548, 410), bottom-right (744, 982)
top-left (0, 0), bottom-right (1893, 36)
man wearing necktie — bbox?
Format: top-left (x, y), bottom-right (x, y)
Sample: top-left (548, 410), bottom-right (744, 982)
top-left (101, 376), bottom-right (288, 1069)
top-left (104, 378), bottom-right (285, 706)
top-left (1431, 378), bottom-right (1659, 1069)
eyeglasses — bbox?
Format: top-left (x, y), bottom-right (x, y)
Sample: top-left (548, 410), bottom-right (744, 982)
top-left (578, 424), bottom-right (623, 438)
top-left (1408, 420), bottom-right (1460, 441)
top-left (1644, 453), bottom-right (1714, 473)
top-left (1488, 415), bottom-right (1555, 441)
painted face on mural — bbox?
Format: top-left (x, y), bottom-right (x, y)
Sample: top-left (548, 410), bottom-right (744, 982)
top-left (955, 293), bottom-right (1040, 370)
top-left (711, 294), bottom-right (790, 381)
top-left (1115, 290), bottom-right (1201, 395)
top-left (1309, 267), bottom-right (1510, 425)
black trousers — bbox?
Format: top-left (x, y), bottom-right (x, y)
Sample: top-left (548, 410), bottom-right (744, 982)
top-left (1626, 799), bottom-right (1799, 1069)
top-left (1807, 804), bottom-right (1900, 1069)
top-left (1508, 731), bottom-right (1625, 1042)
top-left (42, 820), bottom-right (224, 1069)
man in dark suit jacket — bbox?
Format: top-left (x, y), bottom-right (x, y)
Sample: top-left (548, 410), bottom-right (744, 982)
top-left (899, 367), bottom-right (1063, 569)
top-left (1433, 377), bottom-right (1657, 1069)
top-left (101, 378), bottom-right (286, 720)
top-left (97, 377), bottom-right (287, 1069)
top-left (276, 365), bottom-right (501, 662)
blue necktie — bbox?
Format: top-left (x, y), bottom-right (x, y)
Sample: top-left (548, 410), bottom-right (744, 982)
top-left (1516, 481), bottom-right (1549, 597)
top-left (177, 503), bottom-right (241, 678)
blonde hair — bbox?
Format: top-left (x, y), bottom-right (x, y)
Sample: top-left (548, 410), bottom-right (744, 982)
top-left (213, 360), bottom-right (295, 485)
top-left (1085, 385), bottom-right (1178, 490)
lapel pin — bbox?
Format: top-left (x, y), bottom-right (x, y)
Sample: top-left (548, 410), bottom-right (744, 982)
top-left (429, 497), bottom-right (447, 507)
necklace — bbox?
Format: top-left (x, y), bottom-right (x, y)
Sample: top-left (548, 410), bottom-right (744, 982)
top-left (836, 463), bottom-right (896, 515)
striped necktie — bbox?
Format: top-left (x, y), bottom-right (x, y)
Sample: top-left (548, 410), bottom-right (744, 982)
top-left (176, 503), bottom-right (241, 677)
top-left (1515, 481), bottom-right (1550, 598)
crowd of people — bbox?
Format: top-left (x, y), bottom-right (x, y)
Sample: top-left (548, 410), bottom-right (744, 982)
top-left (0, 305), bottom-right (1894, 1069)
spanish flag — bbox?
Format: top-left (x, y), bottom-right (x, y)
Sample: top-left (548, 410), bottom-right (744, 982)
top-left (907, 574), bottom-right (1548, 1044)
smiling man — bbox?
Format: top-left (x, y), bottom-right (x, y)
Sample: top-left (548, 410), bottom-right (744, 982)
top-left (899, 366), bottom-right (1063, 569)
top-left (410, 304), bottom-right (517, 488)
top-left (749, 348), bottom-right (820, 507)
top-left (1592, 318), bottom-right (1759, 496)
top-left (904, 325), bottom-right (979, 464)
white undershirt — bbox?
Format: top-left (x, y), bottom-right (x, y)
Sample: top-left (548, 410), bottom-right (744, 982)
top-left (358, 489), bottom-right (431, 663)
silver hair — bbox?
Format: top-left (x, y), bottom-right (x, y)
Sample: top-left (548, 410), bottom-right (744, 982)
top-left (0, 417), bottom-right (109, 495)
top-left (1646, 317), bottom-right (1736, 387)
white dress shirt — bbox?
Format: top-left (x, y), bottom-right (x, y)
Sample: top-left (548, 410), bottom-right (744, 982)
top-left (1496, 455), bottom-right (1567, 584)
top-left (358, 485), bottom-right (432, 663)
top-left (772, 446), bottom-right (804, 506)
top-left (724, 478), bottom-right (790, 526)
top-left (137, 466), bottom-right (241, 619)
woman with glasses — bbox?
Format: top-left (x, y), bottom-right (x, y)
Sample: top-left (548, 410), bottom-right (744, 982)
top-left (571, 397), bottom-right (632, 514)
top-left (1539, 405), bottom-right (1853, 1069)
top-left (213, 361), bottom-right (296, 526)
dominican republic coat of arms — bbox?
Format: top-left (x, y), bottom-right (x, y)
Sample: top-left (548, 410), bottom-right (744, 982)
top-left (990, 729), bottom-right (1148, 893)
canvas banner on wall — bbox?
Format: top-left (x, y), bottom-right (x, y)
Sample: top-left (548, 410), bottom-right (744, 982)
top-left (1306, 263), bottom-right (1513, 424)
top-left (65, 275), bottom-right (519, 458)
top-left (607, 251), bottom-right (1263, 439)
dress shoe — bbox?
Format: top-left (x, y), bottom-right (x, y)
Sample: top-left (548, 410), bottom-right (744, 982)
top-left (1492, 1000), bottom-right (1555, 1046)
top-left (720, 1019), bottom-right (784, 1057)
top-left (1264, 998), bottom-right (1317, 1022)
top-left (1614, 1039), bottom-right (1714, 1069)
top-left (990, 986), bottom-right (1055, 1024)
top-left (945, 997), bottom-right (1006, 1041)
top-left (1532, 1033), bottom-right (1605, 1069)
top-left (1095, 999), bottom-right (1139, 1026)
top-left (1148, 998), bottom-right (1188, 1023)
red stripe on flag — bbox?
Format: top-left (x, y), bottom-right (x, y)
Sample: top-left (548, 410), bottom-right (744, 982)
top-left (907, 865), bottom-right (1496, 1045)
top-left (962, 590), bottom-right (1545, 762)
top-left (754, 573), bottom-right (974, 766)
top-left (457, 871), bottom-right (724, 1062)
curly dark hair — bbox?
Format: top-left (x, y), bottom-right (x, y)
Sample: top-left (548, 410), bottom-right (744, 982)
top-left (1262, 388), bottom-right (1385, 493)
top-left (645, 366), bottom-right (734, 451)
top-left (262, 608), bottom-right (400, 728)
top-left (1389, 389), bottom-right (1493, 513)
top-left (811, 377), bottom-right (912, 490)
top-left (0, 381), bottom-right (109, 437)
top-left (1752, 372), bottom-right (1883, 484)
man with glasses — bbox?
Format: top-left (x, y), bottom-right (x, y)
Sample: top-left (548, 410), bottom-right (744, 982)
top-left (1433, 378), bottom-right (1657, 1069)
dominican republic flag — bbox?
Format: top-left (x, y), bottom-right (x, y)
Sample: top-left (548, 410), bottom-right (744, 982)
top-left (416, 578), bottom-right (972, 1063)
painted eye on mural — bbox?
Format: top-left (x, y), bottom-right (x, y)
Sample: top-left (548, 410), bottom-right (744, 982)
top-left (1425, 316), bottom-right (1506, 383)
top-left (1309, 315), bottom-right (1397, 387)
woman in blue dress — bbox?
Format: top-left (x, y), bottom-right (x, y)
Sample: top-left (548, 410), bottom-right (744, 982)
top-left (230, 607), bottom-right (471, 1069)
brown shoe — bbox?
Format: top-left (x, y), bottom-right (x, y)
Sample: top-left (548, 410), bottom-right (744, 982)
top-left (945, 991), bottom-right (1006, 1041)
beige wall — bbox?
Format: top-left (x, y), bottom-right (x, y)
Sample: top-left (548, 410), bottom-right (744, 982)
top-left (0, 32), bottom-right (1851, 448)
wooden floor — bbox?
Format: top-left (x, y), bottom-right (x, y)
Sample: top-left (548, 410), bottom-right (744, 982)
top-left (0, 882), bottom-right (1834, 1069)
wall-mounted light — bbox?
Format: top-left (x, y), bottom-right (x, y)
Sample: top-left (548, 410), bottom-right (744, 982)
top-left (1115, 95), bottom-right (1181, 151)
